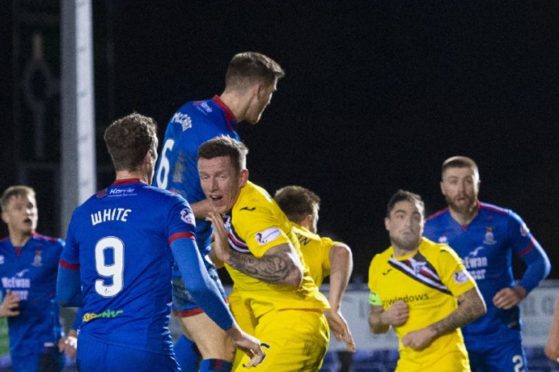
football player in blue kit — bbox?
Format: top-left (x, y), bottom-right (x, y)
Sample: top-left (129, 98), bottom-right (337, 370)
top-left (0, 185), bottom-right (77, 371)
top-left (424, 156), bottom-right (551, 372)
top-left (56, 113), bottom-right (265, 371)
top-left (154, 52), bottom-right (284, 371)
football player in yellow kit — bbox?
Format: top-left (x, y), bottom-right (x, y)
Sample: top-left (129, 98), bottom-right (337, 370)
top-left (200, 136), bottom-right (330, 371)
top-left (368, 190), bottom-right (486, 371)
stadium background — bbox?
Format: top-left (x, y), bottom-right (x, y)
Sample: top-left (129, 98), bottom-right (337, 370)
top-left (0, 1), bottom-right (559, 371)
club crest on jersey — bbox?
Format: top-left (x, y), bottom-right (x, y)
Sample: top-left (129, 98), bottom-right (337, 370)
top-left (437, 235), bottom-right (448, 244)
top-left (520, 223), bottom-right (530, 237)
top-left (483, 227), bottom-right (496, 245)
top-left (411, 261), bottom-right (426, 274)
top-left (454, 270), bottom-right (469, 284)
top-left (255, 227), bottom-right (281, 246)
top-left (32, 250), bottom-right (43, 267)
top-left (180, 208), bottom-right (195, 226)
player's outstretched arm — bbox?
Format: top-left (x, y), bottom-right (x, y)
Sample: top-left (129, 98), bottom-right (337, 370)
top-left (172, 237), bottom-right (267, 366)
top-left (325, 242), bottom-right (355, 351)
top-left (403, 286), bottom-right (486, 350)
top-left (57, 264), bottom-right (82, 307)
top-left (190, 198), bottom-right (213, 219)
top-left (545, 293), bottom-right (559, 361)
top-left (208, 211), bottom-right (303, 287)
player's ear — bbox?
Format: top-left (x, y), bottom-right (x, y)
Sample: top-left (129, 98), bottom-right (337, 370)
top-left (1, 211), bottom-right (9, 225)
top-left (239, 169), bottom-right (249, 187)
top-left (384, 217), bottom-right (390, 231)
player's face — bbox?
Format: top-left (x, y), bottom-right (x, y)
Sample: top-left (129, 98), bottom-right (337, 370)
top-left (198, 156), bottom-right (248, 214)
top-left (1, 194), bottom-right (38, 236)
top-left (385, 200), bottom-right (423, 254)
top-left (245, 80), bottom-right (277, 124)
top-left (440, 166), bottom-right (479, 214)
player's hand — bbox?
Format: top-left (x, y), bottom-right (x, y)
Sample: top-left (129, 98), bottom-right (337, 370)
top-left (227, 326), bottom-right (267, 368)
top-left (402, 327), bottom-right (437, 350)
top-left (493, 286), bottom-right (526, 310)
top-left (58, 329), bottom-right (78, 359)
top-left (545, 334), bottom-right (559, 362)
top-left (382, 300), bottom-right (409, 326)
top-left (207, 211), bottom-right (232, 263)
top-left (0, 290), bottom-right (20, 317)
top-left (324, 308), bottom-right (356, 352)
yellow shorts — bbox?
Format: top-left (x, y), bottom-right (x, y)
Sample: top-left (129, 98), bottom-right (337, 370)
top-left (234, 309), bottom-right (330, 372)
top-left (229, 290), bottom-right (257, 369)
top-left (396, 350), bottom-right (470, 372)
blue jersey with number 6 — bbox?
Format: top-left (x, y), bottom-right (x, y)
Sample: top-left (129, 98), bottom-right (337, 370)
top-left (153, 96), bottom-right (239, 255)
top-left (60, 179), bottom-right (197, 354)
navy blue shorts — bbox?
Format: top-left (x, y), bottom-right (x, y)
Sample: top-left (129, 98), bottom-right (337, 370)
top-left (11, 346), bottom-right (65, 372)
top-left (467, 336), bottom-right (527, 372)
top-left (77, 336), bottom-right (180, 372)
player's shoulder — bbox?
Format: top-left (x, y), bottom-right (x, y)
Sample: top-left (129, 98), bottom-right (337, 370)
top-left (0, 237), bottom-right (10, 249)
top-left (292, 224), bottom-right (321, 243)
top-left (236, 182), bottom-right (274, 210)
top-left (425, 207), bottom-right (449, 223)
top-left (141, 185), bottom-right (190, 207)
top-left (478, 201), bottom-right (510, 216)
top-left (420, 238), bottom-right (461, 262)
top-left (31, 233), bottom-right (65, 249)
top-left (370, 246), bottom-right (392, 266)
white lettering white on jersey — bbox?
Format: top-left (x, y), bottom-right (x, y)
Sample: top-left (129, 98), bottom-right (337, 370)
top-left (91, 208), bottom-right (132, 226)
top-left (155, 139), bottom-right (175, 189)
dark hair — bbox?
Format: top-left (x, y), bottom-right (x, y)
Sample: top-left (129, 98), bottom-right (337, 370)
top-left (197, 136), bottom-right (248, 171)
top-left (386, 189), bottom-right (424, 217)
top-left (104, 113), bottom-right (158, 171)
top-left (274, 185), bottom-right (320, 224)
top-left (442, 156), bottom-right (479, 178)
top-left (1, 185), bottom-right (36, 212)
top-left (225, 52), bottom-right (285, 90)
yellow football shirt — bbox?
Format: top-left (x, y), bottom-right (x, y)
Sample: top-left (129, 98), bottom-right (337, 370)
top-left (224, 181), bottom-right (329, 319)
top-left (368, 237), bottom-right (474, 368)
top-left (292, 224), bottom-right (335, 287)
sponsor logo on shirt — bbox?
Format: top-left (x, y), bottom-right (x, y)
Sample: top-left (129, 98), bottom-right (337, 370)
top-left (108, 188), bottom-right (136, 196)
top-left (82, 309), bottom-right (124, 323)
top-left (255, 227), bottom-right (281, 246)
top-left (180, 208), bottom-right (195, 226)
top-left (454, 270), bottom-right (469, 284)
top-left (171, 112), bottom-right (192, 131)
top-left (385, 293), bottom-right (429, 306)
top-left (464, 247), bottom-right (488, 280)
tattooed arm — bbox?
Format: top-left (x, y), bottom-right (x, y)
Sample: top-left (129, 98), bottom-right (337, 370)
top-left (226, 243), bottom-right (303, 286)
top-left (402, 287), bottom-right (486, 350)
top-left (208, 211), bottom-right (303, 287)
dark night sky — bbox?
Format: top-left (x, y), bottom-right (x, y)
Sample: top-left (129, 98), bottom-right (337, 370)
top-left (3, 1), bottom-right (559, 281)
top-left (104, 1), bottom-right (559, 281)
